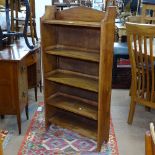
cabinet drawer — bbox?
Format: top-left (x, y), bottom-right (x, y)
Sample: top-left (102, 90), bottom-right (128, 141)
top-left (25, 52), bottom-right (37, 66)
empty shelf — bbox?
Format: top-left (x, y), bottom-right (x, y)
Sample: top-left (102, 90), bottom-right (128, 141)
top-left (43, 20), bottom-right (101, 28)
top-left (49, 112), bottom-right (97, 140)
top-left (47, 93), bottom-right (98, 120)
top-left (46, 70), bottom-right (98, 92)
top-left (46, 48), bottom-right (99, 62)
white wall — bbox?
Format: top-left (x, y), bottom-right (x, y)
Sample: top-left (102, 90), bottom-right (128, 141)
top-left (35, 0), bottom-right (51, 38)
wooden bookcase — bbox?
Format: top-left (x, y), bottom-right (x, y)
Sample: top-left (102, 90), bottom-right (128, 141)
top-left (41, 6), bottom-right (116, 151)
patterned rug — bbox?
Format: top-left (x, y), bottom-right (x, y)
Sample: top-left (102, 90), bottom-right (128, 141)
top-left (18, 102), bottom-right (119, 155)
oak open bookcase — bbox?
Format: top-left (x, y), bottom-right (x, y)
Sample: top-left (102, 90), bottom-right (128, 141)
top-left (41, 6), bottom-right (116, 151)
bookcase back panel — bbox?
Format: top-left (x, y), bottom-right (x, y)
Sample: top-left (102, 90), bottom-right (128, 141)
top-left (58, 57), bottom-right (99, 77)
top-left (49, 109), bottom-right (98, 140)
top-left (57, 26), bottom-right (100, 51)
top-left (59, 85), bottom-right (98, 105)
top-left (41, 24), bottom-right (57, 48)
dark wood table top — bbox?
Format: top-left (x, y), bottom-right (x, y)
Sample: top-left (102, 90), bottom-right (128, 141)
top-left (0, 38), bottom-right (40, 62)
top-left (53, 2), bottom-right (79, 10)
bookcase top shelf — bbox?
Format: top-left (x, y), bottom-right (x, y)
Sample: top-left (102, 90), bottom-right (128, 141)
top-left (43, 20), bottom-right (101, 27)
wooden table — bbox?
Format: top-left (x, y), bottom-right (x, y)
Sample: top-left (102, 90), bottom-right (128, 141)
top-left (26, 43), bottom-right (42, 101)
top-left (0, 38), bottom-right (41, 134)
top-left (53, 2), bottom-right (80, 10)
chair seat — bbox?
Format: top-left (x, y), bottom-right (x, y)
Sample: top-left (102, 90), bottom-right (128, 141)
top-left (114, 42), bottom-right (129, 58)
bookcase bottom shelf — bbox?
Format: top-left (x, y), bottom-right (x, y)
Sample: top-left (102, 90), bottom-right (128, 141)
top-left (49, 112), bottom-right (97, 140)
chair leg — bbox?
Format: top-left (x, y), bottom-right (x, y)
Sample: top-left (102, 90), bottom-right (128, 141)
top-left (112, 56), bottom-right (118, 81)
top-left (33, 21), bottom-right (38, 41)
top-left (25, 104), bottom-right (29, 120)
top-left (34, 86), bottom-right (37, 101)
top-left (145, 106), bottom-right (151, 112)
top-left (17, 113), bottom-right (21, 134)
top-left (128, 98), bottom-right (136, 124)
top-left (129, 80), bottom-right (132, 96)
top-left (39, 80), bottom-right (42, 93)
top-left (0, 115), bottom-right (5, 119)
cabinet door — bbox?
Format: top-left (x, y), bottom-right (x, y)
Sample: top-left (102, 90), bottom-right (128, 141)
top-left (0, 62), bottom-right (18, 114)
top-left (18, 60), bottom-right (28, 112)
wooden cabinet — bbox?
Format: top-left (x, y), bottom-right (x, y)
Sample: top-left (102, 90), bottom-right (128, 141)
top-left (41, 6), bottom-right (116, 151)
top-left (0, 39), bottom-right (41, 133)
top-left (0, 54), bottom-right (28, 134)
top-left (26, 46), bottom-right (42, 101)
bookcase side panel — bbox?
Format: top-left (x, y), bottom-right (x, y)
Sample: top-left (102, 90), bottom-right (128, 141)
top-left (41, 22), bottom-right (58, 128)
top-left (97, 8), bottom-right (116, 151)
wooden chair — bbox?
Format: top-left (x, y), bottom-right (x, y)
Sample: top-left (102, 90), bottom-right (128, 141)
top-left (28, 0), bottom-right (38, 43)
top-left (142, 0), bottom-right (155, 24)
top-left (145, 123), bottom-right (155, 155)
top-left (126, 22), bottom-right (155, 124)
top-left (0, 141), bottom-right (3, 155)
top-left (0, 0), bottom-right (37, 49)
top-left (127, 0), bottom-right (155, 24)
top-left (105, 0), bottom-right (116, 10)
top-left (10, 0), bottom-right (38, 48)
top-left (0, 139), bottom-right (2, 155)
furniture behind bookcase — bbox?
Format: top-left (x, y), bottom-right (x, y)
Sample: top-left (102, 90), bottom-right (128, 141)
top-left (41, 6), bottom-right (116, 151)
top-left (0, 38), bottom-right (41, 134)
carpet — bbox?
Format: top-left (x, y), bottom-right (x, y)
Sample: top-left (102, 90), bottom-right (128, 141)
top-left (18, 102), bottom-right (119, 155)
